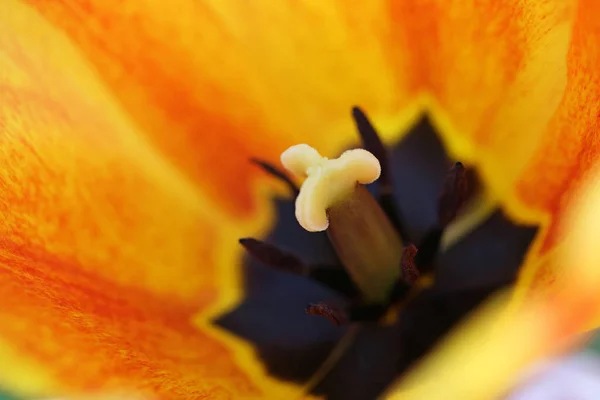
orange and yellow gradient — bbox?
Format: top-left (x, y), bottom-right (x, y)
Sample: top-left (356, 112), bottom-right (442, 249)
top-left (0, 0), bottom-right (599, 398)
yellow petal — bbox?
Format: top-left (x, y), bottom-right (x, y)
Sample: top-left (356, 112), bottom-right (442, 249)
top-left (511, 0), bottom-right (600, 311)
top-left (26, 0), bottom-right (417, 218)
top-left (389, 0), bottom-right (574, 207)
top-left (0, 2), bottom-right (297, 397)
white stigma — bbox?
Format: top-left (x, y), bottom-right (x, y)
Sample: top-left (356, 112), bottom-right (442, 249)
top-left (280, 144), bottom-right (381, 232)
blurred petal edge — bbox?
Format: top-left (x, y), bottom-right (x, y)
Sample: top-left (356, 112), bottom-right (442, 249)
top-left (384, 167), bottom-right (600, 400)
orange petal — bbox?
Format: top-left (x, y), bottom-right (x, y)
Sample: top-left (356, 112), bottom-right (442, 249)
top-left (389, 0), bottom-right (574, 207)
top-left (511, 0), bottom-right (600, 306)
top-left (1, 0), bottom-right (219, 302)
top-left (0, 2), bottom-right (295, 397)
top-left (0, 259), bottom-right (261, 398)
top-left (385, 170), bottom-right (600, 399)
top-left (26, 0), bottom-right (419, 218)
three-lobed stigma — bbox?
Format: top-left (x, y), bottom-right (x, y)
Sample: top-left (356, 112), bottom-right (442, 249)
top-left (280, 144), bottom-right (381, 232)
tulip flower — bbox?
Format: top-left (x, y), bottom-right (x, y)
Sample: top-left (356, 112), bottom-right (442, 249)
top-left (1, 0), bottom-right (599, 399)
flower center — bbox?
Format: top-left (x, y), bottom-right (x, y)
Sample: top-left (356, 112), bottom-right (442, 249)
top-left (239, 107), bottom-right (470, 324)
top-left (221, 107), bottom-right (538, 398)
top-left (281, 144), bottom-right (401, 303)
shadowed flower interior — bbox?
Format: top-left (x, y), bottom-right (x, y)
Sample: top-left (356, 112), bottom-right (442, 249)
top-left (3, 0), bottom-right (600, 399)
top-left (220, 109), bottom-right (538, 399)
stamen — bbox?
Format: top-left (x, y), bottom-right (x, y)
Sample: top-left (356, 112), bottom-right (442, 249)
top-left (438, 162), bottom-right (469, 227)
top-left (305, 302), bottom-right (348, 326)
top-left (414, 162), bottom-right (469, 272)
top-left (239, 238), bottom-right (305, 275)
top-left (401, 244), bottom-right (420, 285)
top-left (250, 158), bottom-right (299, 196)
top-left (239, 238), bottom-right (359, 297)
top-left (352, 106), bottom-right (406, 240)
